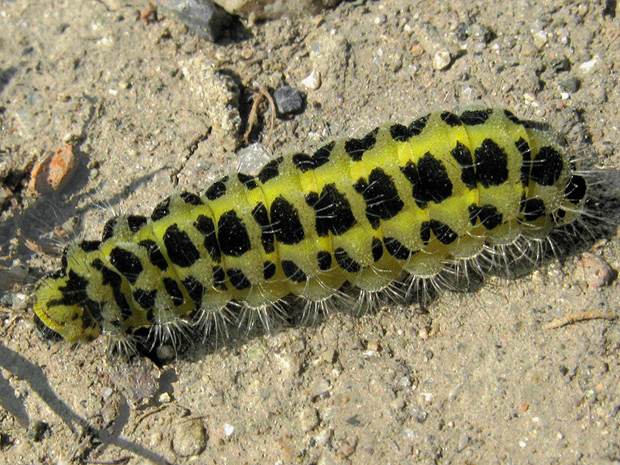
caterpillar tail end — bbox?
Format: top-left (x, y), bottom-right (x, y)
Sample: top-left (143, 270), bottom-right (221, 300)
top-left (33, 275), bottom-right (101, 344)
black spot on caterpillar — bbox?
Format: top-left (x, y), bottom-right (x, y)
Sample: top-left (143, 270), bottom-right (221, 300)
top-left (33, 108), bottom-right (587, 344)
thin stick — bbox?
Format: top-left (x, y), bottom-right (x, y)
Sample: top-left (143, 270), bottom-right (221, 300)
top-left (543, 311), bottom-right (617, 330)
top-left (242, 85), bottom-right (276, 147)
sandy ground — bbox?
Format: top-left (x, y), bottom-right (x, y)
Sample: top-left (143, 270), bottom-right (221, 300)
top-left (1, 0), bottom-right (620, 464)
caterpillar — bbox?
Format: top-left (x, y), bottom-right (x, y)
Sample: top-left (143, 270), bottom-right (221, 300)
top-left (33, 107), bottom-right (588, 345)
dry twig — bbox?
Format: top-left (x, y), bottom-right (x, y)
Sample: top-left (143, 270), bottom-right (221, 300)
top-left (543, 311), bottom-right (617, 330)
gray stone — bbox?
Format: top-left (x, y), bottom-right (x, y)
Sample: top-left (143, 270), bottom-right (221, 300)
top-left (156, 0), bottom-right (233, 41)
top-left (274, 86), bottom-right (304, 115)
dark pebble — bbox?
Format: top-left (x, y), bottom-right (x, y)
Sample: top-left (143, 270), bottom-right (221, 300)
top-left (274, 86), bottom-right (304, 115)
top-left (552, 57), bottom-right (571, 72)
top-left (559, 75), bottom-right (580, 93)
top-left (155, 0), bottom-right (233, 42)
top-left (467, 23), bottom-right (496, 43)
top-left (27, 421), bottom-right (49, 442)
top-left (455, 22), bottom-right (468, 41)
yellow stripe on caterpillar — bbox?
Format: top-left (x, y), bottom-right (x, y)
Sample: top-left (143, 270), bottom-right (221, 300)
top-left (33, 108), bottom-right (588, 343)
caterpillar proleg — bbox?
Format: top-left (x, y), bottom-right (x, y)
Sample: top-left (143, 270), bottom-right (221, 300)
top-left (33, 108), bottom-right (587, 344)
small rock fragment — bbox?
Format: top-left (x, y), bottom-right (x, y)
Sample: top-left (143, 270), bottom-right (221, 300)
top-left (29, 144), bottom-right (79, 194)
top-left (299, 406), bottom-right (319, 432)
top-left (338, 436), bottom-right (358, 458)
top-left (180, 56), bottom-right (241, 149)
top-left (276, 436), bottom-right (295, 463)
top-left (578, 253), bottom-right (617, 288)
top-left (273, 86), bottom-right (304, 115)
top-left (390, 395), bottom-right (405, 410)
top-left (520, 42), bottom-right (539, 57)
top-left (27, 421), bottom-right (49, 442)
top-left (467, 23), bottom-right (495, 44)
top-left (410, 44), bottom-right (424, 57)
top-left (301, 70), bottom-right (322, 90)
top-left (156, 0), bottom-right (233, 41)
top-left (457, 433), bottom-right (470, 452)
top-left (552, 57), bottom-right (571, 73)
top-left (10, 292), bottom-right (29, 311)
top-left (214, 0), bottom-right (342, 20)
top-left (107, 357), bottom-right (160, 407)
top-left (559, 75), bottom-right (579, 93)
top-left (531, 30), bottom-right (548, 50)
top-left (141, 3), bottom-right (158, 24)
top-left (317, 451), bottom-right (339, 465)
top-left (433, 50), bottom-right (451, 70)
top-left (579, 56), bottom-right (599, 73)
top-left (172, 419), bottom-right (207, 457)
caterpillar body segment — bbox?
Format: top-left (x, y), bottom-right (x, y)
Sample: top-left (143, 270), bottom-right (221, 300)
top-left (33, 108), bottom-right (588, 343)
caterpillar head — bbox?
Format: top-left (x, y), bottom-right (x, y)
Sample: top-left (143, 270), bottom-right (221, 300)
top-left (518, 124), bottom-right (588, 236)
top-left (34, 270), bottom-right (102, 343)
top-left (553, 173), bottom-right (588, 227)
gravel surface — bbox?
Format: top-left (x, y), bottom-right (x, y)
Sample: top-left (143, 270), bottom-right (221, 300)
top-left (1, 1), bottom-right (620, 464)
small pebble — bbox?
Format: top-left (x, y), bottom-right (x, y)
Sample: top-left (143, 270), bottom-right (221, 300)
top-left (155, 0), bottom-right (233, 41)
top-left (552, 57), bottom-right (571, 72)
top-left (373, 14), bottom-right (386, 25)
top-left (338, 439), bottom-right (357, 458)
top-left (150, 431), bottom-right (163, 447)
top-left (317, 451), bottom-right (339, 465)
top-left (274, 86), bottom-right (304, 115)
top-left (520, 42), bottom-right (539, 57)
top-left (454, 22), bottom-right (468, 41)
top-left (107, 357), bottom-right (160, 407)
top-left (299, 406), bottom-right (319, 432)
top-left (467, 23), bottom-right (495, 44)
top-left (11, 292), bottom-right (28, 311)
top-left (314, 428), bottom-right (333, 448)
top-left (457, 433), bottom-right (469, 452)
top-left (101, 387), bottom-right (114, 399)
top-left (172, 419), bottom-right (207, 457)
top-left (410, 44), bottom-right (424, 57)
top-left (390, 396), bottom-right (406, 410)
top-left (238, 143), bottom-right (272, 175)
top-left (27, 421), bottom-right (49, 442)
top-left (240, 48), bottom-right (253, 60)
top-left (301, 70), bottom-right (322, 90)
top-left (531, 30), bottom-right (548, 49)
top-left (559, 75), bottom-right (579, 93)
top-left (214, 0), bottom-right (339, 20)
top-left (366, 340), bottom-right (380, 352)
top-left (579, 56), bottom-right (599, 73)
top-left (578, 253), bottom-right (617, 288)
top-left (29, 144), bottom-right (80, 194)
top-left (433, 50), bottom-right (451, 70)
top-left (276, 436), bottom-right (295, 462)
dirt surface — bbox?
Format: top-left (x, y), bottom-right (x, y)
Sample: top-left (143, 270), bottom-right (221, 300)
top-left (2, 0), bottom-right (620, 464)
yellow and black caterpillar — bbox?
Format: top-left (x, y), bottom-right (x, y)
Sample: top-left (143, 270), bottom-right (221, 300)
top-left (34, 108), bottom-right (587, 343)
